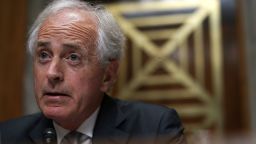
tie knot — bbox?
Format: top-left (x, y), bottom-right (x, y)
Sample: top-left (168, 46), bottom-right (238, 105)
top-left (62, 131), bottom-right (84, 144)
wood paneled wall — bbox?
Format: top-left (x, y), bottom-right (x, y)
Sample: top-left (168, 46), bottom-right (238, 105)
top-left (221, 0), bottom-right (250, 134)
top-left (0, 0), bottom-right (27, 121)
top-left (104, 0), bottom-right (250, 135)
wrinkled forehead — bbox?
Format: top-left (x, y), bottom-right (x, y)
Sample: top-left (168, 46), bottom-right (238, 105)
top-left (37, 8), bottom-right (99, 50)
top-left (56, 9), bottom-right (95, 23)
top-left (43, 8), bottom-right (98, 28)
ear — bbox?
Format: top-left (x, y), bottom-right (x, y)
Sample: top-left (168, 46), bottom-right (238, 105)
top-left (100, 60), bottom-right (119, 92)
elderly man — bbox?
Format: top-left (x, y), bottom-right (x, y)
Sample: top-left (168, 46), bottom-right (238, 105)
top-left (0, 0), bottom-right (186, 144)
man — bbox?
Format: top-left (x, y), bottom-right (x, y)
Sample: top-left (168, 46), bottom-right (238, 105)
top-left (0, 0), bottom-right (186, 144)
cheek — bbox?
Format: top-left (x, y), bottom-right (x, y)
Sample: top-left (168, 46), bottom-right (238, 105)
top-left (34, 68), bottom-right (43, 83)
top-left (68, 70), bottom-right (104, 95)
top-left (33, 65), bottom-right (47, 94)
top-left (72, 74), bottom-right (101, 92)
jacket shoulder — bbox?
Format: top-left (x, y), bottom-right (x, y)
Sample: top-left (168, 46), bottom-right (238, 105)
top-left (0, 113), bottom-right (43, 142)
top-left (117, 98), bottom-right (178, 118)
top-left (0, 113), bottom-right (43, 129)
top-left (116, 99), bottom-right (186, 143)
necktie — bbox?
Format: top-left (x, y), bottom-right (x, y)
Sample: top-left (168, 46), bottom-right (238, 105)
top-left (61, 131), bottom-right (84, 144)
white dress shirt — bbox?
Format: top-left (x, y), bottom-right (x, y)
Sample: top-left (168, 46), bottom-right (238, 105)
top-left (53, 107), bottom-right (100, 144)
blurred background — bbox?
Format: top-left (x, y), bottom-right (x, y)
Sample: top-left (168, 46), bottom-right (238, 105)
top-left (0, 0), bottom-right (255, 143)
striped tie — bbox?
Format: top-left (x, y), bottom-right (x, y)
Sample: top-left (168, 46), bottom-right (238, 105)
top-left (61, 131), bottom-right (84, 144)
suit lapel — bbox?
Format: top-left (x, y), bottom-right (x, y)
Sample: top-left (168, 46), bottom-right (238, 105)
top-left (29, 115), bottom-right (54, 144)
top-left (28, 95), bottom-right (129, 144)
top-left (93, 95), bottom-right (130, 144)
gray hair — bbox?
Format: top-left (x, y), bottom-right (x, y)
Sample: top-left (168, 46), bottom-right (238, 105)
top-left (28, 0), bottom-right (125, 66)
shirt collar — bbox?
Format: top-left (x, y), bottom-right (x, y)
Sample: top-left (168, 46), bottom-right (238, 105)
top-left (53, 107), bottom-right (100, 144)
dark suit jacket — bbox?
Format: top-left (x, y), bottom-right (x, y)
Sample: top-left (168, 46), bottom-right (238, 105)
top-left (0, 95), bottom-right (186, 144)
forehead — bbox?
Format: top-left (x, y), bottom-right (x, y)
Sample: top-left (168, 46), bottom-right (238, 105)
top-left (45, 8), bottom-right (97, 26)
top-left (37, 9), bottom-right (98, 52)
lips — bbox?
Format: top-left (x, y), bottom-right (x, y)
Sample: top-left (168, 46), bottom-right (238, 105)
top-left (44, 92), bottom-right (69, 97)
top-left (42, 89), bottom-right (71, 97)
top-left (42, 90), bottom-right (71, 105)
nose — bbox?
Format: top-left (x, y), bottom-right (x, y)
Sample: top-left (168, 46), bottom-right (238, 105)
top-left (47, 59), bottom-right (64, 87)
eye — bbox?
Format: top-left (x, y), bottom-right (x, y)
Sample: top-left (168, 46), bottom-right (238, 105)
top-left (37, 51), bottom-right (51, 63)
top-left (66, 53), bottom-right (81, 65)
top-left (69, 53), bottom-right (79, 61)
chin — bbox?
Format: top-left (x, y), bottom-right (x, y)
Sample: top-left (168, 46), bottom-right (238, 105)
top-left (41, 105), bottom-right (71, 121)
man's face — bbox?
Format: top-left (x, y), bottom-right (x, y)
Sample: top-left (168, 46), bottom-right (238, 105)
top-left (33, 9), bottom-right (111, 127)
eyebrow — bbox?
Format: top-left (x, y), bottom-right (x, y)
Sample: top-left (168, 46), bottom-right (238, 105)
top-left (37, 41), bottom-right (82, 50)
top-left (35, 41), bottom-right (87, 57)
top-left (62, 43), bottom-right (82, 50)
top-left (37, 41), bottom-right (50, 48)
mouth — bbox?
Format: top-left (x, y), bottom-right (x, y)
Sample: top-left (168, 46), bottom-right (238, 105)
top-left (43, 91), bottom-right (70, 97)
top-left (41, 89), bottom-right (71, 107)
